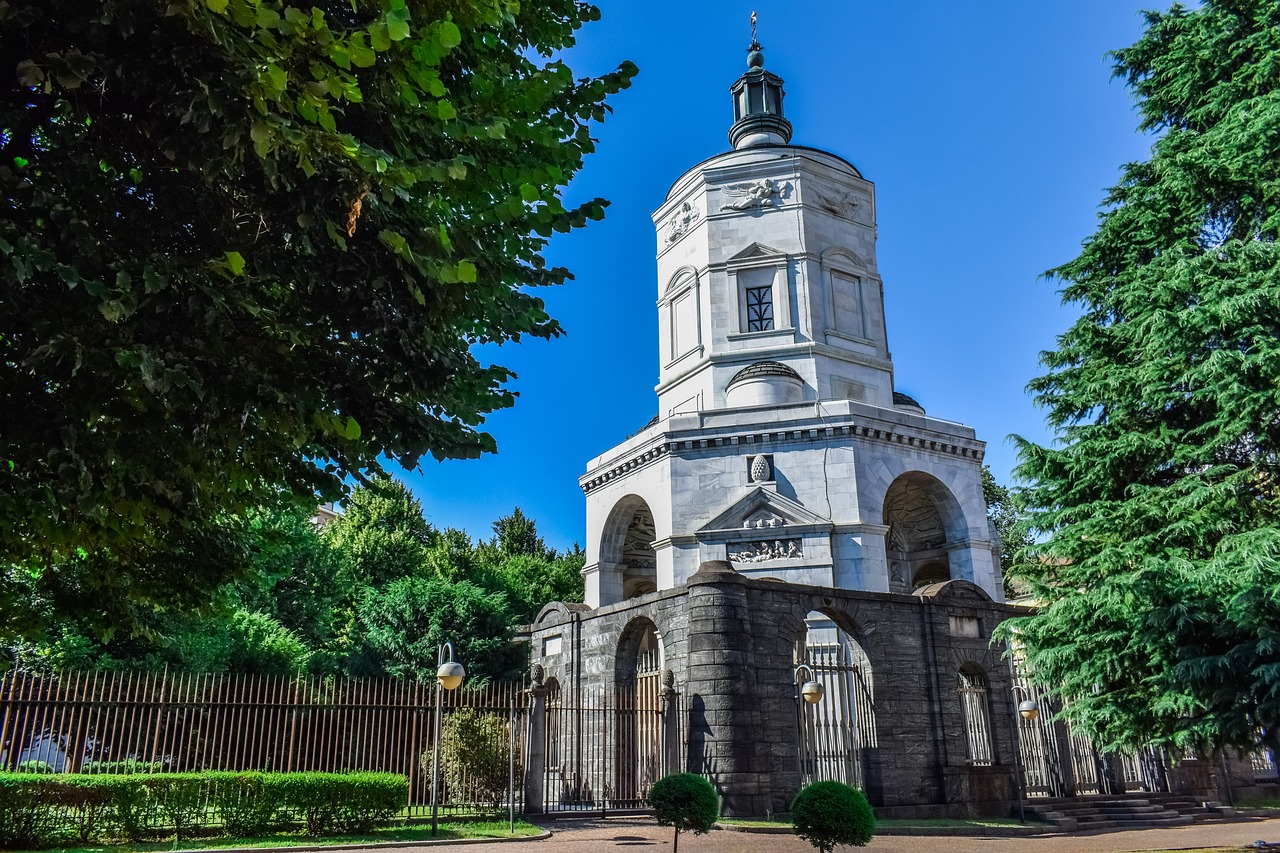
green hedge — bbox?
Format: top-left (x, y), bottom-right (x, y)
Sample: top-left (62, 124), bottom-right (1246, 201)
top-left (0, 770), bottom-right (408, 849)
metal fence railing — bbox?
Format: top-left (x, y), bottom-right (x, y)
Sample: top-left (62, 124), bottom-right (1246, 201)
top-left (0, 670), bottom-right (526, 817)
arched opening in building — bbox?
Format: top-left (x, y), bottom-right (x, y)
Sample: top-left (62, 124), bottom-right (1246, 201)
top-left (598, 496), bottom-right (658, 605)
top-left (794, 610), bottom-right (877, 791)
top-left (882, 472), bottom-right (966, 592)
top-left (957, 664), bottom-right (995, 766)
top-left (615, 618), bottom-right (665, 806)
top-left (542, 677), bottom-right (567, 806)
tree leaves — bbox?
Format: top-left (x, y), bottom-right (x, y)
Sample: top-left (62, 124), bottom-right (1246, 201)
top-left (1004, 0), bottom-right (1280, 756)
top-left (0, 0), bottom-right (635, 643)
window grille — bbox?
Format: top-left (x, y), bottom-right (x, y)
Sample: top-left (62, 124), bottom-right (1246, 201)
top-left (958, 668), bottom-right (994, 766)
top-left (745, 285), bottom-right (773, 331)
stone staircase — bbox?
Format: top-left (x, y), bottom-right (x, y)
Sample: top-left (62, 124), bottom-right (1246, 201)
top-left (1024, 793), bottom-right (1234, 831)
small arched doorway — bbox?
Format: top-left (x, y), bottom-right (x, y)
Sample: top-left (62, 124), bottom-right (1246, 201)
top-left (795, 611), bottom-right (877, 790)
top-left (615, 619), bottom-right (664, 806)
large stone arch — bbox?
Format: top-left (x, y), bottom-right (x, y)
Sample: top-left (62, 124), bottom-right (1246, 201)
top-left (881, 471), bottom-right (970, 592)
top-left (598, 495), bottom-right (659, 605)
top-left (792, 603), bottom-right (880, 797)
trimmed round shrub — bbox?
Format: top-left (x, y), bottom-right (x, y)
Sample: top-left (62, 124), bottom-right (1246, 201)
top-left (791, 780), bottom-right (875, 852)
top-left (649, 773), bottom-right (719, 853)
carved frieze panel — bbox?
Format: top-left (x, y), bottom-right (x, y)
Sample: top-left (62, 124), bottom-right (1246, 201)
top-left (729, 538), bottom-right (802, 563)
top-left (720, 178), bottom-right (792, 211)
top-left (663, 201), bottom-right (701, 246)
top-left (810, 187), bottom-right (862, 221)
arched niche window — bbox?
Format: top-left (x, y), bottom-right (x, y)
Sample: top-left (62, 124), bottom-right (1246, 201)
top-left (957, 665), bottom-right (995, 766)
top-left (661, 270), bottom-right (700, 366)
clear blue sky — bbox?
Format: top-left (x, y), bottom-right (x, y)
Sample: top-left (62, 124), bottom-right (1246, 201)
top-left (395, 1), bottom-right (1158, 550)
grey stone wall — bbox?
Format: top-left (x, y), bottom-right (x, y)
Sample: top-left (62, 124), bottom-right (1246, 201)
top-left (530, 565), bottom-right (1025, 817)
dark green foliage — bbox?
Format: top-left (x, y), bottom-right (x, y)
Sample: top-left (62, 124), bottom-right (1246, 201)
top-left (980, 466), bottom-right (1032, 592)
top-left (0, 770), bottom-right (407, 846)
top-left (1002, 0), bottom-right (1280, 757)
top-left (360, 575), bottom-right (523, 681)
top-left (790, 781), bottom-right (875, 853)
top-left (13, 761), bottom-right (54, 774)
top-left (649, 773), bottom-right (719, 852)
top-left (324, 477), bottom-right (435, 592)
top-left (7, 479), bottom-right (585, 678)
top-left (80, 759), bottom-right (164, 775)
top-left (0, 0), bottom-right (635, 645)
top-left (434, 708), bottom-right (518, 809)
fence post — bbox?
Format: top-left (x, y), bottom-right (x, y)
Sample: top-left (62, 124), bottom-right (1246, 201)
top-left (661, 668), bottom-right (680, 777)
top-left (523, 664), bottom-right (549, 814)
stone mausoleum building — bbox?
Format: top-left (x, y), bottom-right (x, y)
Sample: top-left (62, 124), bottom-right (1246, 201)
top-left (527, 40), bottom-right (1028, 819)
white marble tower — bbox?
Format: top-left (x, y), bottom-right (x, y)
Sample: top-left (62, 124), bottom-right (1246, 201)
top-left (580, 40), bottom-right (1001, 607)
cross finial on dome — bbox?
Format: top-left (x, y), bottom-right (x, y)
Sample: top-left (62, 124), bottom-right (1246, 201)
top-left (729, 11), bottom-right (791, 147)
top-left (747, 11), bottom-right (763, 67)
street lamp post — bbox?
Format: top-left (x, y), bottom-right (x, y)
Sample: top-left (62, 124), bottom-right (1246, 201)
top-left (1010, 685), bottom-right (1039, 824)
top-left (793, 664), bottom-right (825, 785)
top-left (430, 642), bottom-right (466, 837)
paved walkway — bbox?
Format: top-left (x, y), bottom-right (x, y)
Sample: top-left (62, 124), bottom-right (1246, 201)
top-left (402, 816), bottom-right (1280, 852)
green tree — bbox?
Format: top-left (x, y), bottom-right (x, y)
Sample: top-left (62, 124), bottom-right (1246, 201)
top-left (434, 708), bottom-right (519, 809)
top-left (324, 477), bottom-right (433, 590)
top-left (980, 466), bottom-right (1032, 594)
top-left (1002, 0), bottom-right (1280, 758)
top-left (234, 506), bottom-right (342, 649)
top-left (424, 527), bottom-right (478, 582)
top-left (0, 0), bottom-right (635, 644)
top-left (790, 781), bottom-right (875, 852)
top-left (489, 552), bottom-right (584, 624)
top-left (648, 773), bottom-right (719, 853)
top-left (358, 575), bottom-right (522, 681)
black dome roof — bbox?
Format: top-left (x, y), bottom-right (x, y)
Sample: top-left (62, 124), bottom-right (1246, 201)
top-left (728, 361), bottom-right (802, 386)
top-left (893, 391), bottom-right (925, 412)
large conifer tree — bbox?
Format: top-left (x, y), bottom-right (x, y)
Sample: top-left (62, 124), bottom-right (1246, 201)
top-left (1006, 0), bottom-right (1280, 758)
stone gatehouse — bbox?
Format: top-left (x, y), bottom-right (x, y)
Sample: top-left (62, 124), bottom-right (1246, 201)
top-left (530, 565), bottom-right (1022, 817)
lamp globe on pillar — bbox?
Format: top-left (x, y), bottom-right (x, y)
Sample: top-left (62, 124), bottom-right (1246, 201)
top-left (1018, 698), bottom-right (1040, 721)
top-left (800, 678), bottom-right (825, 704)
top-left (438, 657), bottom-right (465, 691)
top-left (430, 642), bottom-right (466, 836)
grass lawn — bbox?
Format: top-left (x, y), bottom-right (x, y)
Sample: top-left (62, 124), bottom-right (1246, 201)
top-left (13, 820), bottom-right (544, 853)
top-left (1238, 796), bottom-right (1280, 810)
top-left (718, 816), bottom-right (1038, 829)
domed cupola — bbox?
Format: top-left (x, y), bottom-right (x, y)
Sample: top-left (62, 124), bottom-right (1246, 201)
top-left (728, 15), bottom-right (792, 149)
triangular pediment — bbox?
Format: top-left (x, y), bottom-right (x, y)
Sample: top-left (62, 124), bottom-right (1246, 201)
top-left (698, 487), bottom-right (832, 536)
top-left (727, 242), bottom-right (785, 263)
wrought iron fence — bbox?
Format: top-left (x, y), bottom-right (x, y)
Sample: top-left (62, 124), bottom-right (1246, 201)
top-left (0, 670), bottom-right (525, 817)
top-left (542, 684), bottom-right (678, 814)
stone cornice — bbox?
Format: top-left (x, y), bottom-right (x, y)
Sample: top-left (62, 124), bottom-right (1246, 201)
top-left (579, 417), bottom-right (985, 494)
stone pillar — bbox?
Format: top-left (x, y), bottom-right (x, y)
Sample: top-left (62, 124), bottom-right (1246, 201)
top-left (523, 665), bottom-right (549, 814)
top-left (660, 668), bottom-right (681, 776)
top-left (684, 560), bottom-right (767, 817)
top-left (1049, 710), bottom-right (1076, 797)
top-left (1099, 752), bottom-right (1125, 795)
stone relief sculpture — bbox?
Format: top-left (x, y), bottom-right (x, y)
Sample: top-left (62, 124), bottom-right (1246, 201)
top-left (811, 187), bottom-right (862, 220)
top-left (729, 538), bottom-right (802, 562)
top-left (720, 178), bottom-right (790, 211)
top-left (884, 480), bottom-right (946, 553)
top-left (623, 509), bottom-right (657, 570)
top-left (664, 201), bottom-right (700, 245)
